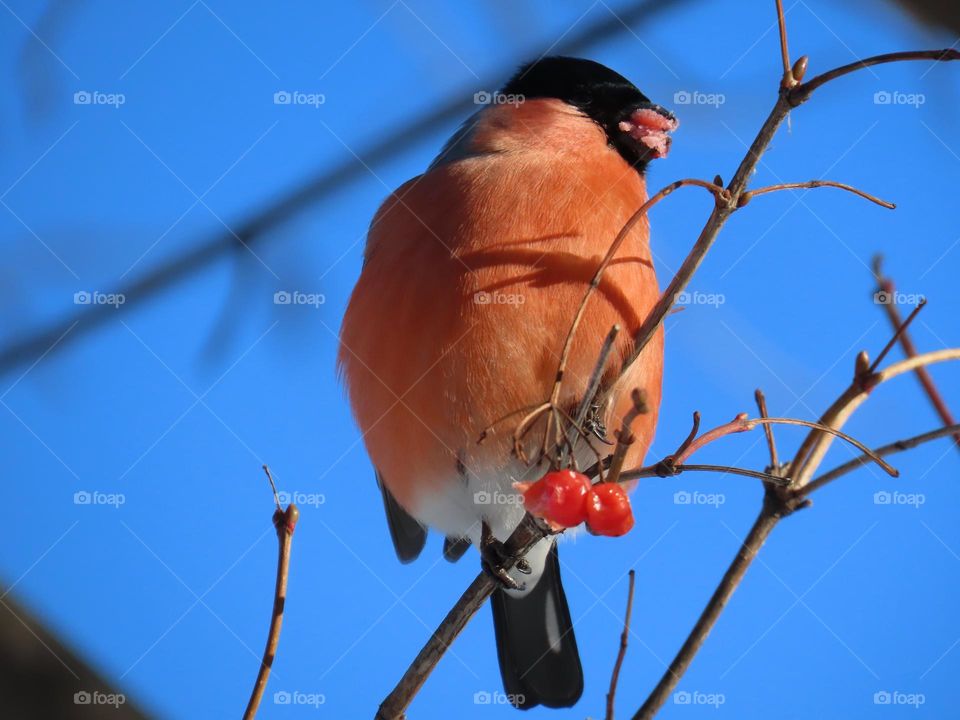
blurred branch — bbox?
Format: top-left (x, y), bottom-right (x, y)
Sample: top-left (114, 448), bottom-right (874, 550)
top-left (895, 0), bottom-right (960, 35)
top-left (0, 0), bottom-right (692, 377)
top-left (872, 256), bottom-right (960, 451)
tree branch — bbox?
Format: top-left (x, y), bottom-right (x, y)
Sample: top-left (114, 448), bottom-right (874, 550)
top-left (243, 467), bottom-right (299, 720)
top-left (802, 423), bottom-right (960, 496)
top-left (872, 256), bottom-right (960, 451)
top-left (606, 569), bottom-right (637, 720)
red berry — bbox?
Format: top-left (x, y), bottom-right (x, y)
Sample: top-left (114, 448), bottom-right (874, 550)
top-left (585, 483), bottom-right (635, 537)
top-left (519, 470), bottom-right (592, 528)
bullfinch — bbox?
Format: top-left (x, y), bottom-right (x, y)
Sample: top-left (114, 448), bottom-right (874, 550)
top-left (339, 56), bottom-right (671, 709)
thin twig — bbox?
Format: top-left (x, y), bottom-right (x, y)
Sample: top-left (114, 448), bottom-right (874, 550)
top-left (791, 49), bottom-right (960, 104)
top-left (868, 298), bottom-right (926, 374)
top-left (606, 390), bottom-right (648, 484)
top-left (754, 389), bottom-right (780, 472)
top-left (606, 569), bottom-right (637, 720)
top-left (243, 467), bottom-right (299, 720)
top-left (672, 414), bottom-right (897, 477)
top-left (621, 463), bottom-right (791, 487)
top-left (801, 423), bottom-right (960, 496)
top-left (775, 0), bottom-right (791, 78)
top-left (743, 180), bottom-right (895, 209)
top-left (568, 324), bottom-right (621, 454)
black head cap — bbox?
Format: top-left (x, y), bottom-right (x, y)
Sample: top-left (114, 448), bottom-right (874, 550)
top-left (500, 56), bottom-right (674, 172)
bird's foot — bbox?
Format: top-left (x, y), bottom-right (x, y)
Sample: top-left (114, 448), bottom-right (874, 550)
top-left (480, 521), bottom-right (527, 591)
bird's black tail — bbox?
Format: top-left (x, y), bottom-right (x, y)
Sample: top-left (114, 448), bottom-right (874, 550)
top-left (490, 543), bottom-right (583, 709)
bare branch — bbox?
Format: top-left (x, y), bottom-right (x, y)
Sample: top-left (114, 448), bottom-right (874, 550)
top-left (743, 180), bottom-right (896, 209)
top-left (633, 501), bottom-right (784, 720)
top-left (873, 256), bottom-right (960, 450)
top-left (621, 463), bottom-right (791, 486)
top-left (606, 569), bottom-right (637, 720)
top-left (789, 348), bottom-right (960, 487)
top-left (802, 423), bottom-right (960, 495)
top-left (754, 389), bottom-right (780, 472)
top-left (791, 49), bottom-right (960, 104)
top-left (243, 468), bottom-right (299, 720)
top-left (775, 0), bottom-right (793, 86)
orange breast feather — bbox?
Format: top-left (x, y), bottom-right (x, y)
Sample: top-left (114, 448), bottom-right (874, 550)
top-left (339, 100), bottom-right (664, 513)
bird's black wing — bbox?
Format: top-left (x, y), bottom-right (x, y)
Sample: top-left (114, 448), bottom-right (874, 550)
top-left (376, 471), bottom-right (427, 563)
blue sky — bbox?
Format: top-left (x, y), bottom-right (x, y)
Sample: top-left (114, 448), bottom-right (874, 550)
top-left (1, 1), bottom-right (959, 718)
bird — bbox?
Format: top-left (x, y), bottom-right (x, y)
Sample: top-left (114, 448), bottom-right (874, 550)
top-left (338, 56), bottom-right (671, 710)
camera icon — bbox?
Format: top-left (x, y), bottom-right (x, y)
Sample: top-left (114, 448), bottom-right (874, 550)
top-left (673, 90), bottom-right (692, 105)
top-left (473, 91), bottom-right (492, 105)
top-left (74, 490), bottom-right (92, 505)
top-left (74, 290), bottom-right (91, 305)
top-left (674, 691), bottom-right (692, 705)
top-left (274, 91), bottom-right (291, 105)
top-left (474, 491), bottom-right (492, 505)
top-left (74, 91), bottom-right (92, 105)
top-left (874, 490), bottom-right (892, 505)
top-left (74, 691), bottom-right (92, 704)
top-left (674, 291), bottom-right (691, 305)
top-left (873, 90), bottom-right (892, 105)
top-left (274, 290), bottom-right (292, 305)
top-left (673, 490), bottom-right (691, 505)
top-left (474, 291), bottom-right (491, 305)
top-left (276, 491), bottom-right (291, 505)
top-left (874, 691), bottom-right (892, 705)
top-left (474, 691), bottom-right (492, 704)
top-left (274, 690), bottom-right (292, 704)
top-left (873, 290), bottom-right (892, 305)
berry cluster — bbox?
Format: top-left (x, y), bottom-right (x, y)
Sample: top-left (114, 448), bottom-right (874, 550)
top-left (516, 469), bottom-right (634, 536)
